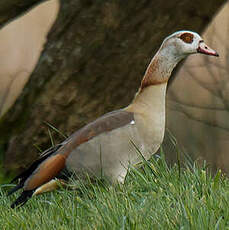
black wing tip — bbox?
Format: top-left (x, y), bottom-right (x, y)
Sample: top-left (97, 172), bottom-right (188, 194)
top-left (8, 145), bottom-right (62, 197)
top-left (7, 184), bottom-right (23, 196)
top-left (10, 190), bottom-right (34, 209)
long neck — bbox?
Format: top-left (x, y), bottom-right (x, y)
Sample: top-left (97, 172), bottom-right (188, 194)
top-left (126, 83), bottom-right (167, 153)
top-left (126, 44), bottom-right (184, 113)
top-left (140, 47), bottom-right (183, 91)
top-left (129, 83), bottom-right (167, 115)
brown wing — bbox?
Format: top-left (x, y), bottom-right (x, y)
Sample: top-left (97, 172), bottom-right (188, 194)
top-left (24, 109), bottom-right (134, 190)
top-left (8, 144), bottom-right (62, 195)
top-left (24, 153), bottom-right (66, 190)
top-left (9, 109), bottom-right (134, 208)
top-left (59, 109), bottom-right (134, 158)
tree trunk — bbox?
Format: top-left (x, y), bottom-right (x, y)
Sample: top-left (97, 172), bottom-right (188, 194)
top-left (0, 0), bottom-right (226, 173)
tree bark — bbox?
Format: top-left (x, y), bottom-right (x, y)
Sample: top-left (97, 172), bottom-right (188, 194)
top-left (0, 0), bottom-right (44, 29)
top-left (0, 0), bottom-right (226, 172)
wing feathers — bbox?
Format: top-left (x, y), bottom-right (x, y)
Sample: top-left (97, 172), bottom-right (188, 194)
top-left (10, 145), bottom-right (62, 184)
top-left (10, 190), bottom-right (34, 209)
top-left (8, 109), bottom-right (134, 208)
top-left (8, 145), bottom-right (62, 198)
top-left (24, 154), bottom-right (66, 191)
top-left (62, 110), bottom-right (134, 157)
top-left (9, 153), bottom-right (66, 208)
top-left (7, 184), bottom-right (23, 196)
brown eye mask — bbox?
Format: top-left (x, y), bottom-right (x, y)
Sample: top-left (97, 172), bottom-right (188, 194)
top-left (179, 32), bottom-right (194, 44)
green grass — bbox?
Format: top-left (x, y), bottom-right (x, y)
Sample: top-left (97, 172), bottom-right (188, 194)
top-left (0, 152), bottom-right (229, 230)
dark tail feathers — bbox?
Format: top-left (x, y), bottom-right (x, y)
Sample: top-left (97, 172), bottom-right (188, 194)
top-left (8, 145), bottom-right (63, 208)
top-left (7, 183), bottom-right (23, 196)
top-left (10, 190), bottom-right (34, 208)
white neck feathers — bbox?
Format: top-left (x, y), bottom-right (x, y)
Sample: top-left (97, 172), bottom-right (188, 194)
top-left (127, 83), bottom-right (167, 115)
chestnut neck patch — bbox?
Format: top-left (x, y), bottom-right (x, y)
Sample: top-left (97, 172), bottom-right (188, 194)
top-left (179, 32), bottom-right (194, 44)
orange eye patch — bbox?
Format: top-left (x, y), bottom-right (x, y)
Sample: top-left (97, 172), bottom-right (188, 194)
top-left (179, 32), bottom-right (194, 44)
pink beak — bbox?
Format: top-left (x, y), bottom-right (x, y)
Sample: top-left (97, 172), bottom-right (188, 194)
top-left (197, 41), bottom-right (219, 57)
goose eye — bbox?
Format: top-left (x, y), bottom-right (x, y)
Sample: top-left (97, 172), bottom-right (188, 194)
top-left (179, 32), bottom-right (194, 44)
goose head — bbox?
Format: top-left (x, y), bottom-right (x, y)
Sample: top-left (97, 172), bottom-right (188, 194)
top-left (139, 31), bottom-right (219, 90)
top-left (161, 30), bottom-right (219, 59)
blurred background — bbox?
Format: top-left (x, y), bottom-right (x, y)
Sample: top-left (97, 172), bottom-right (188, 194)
top-left (0, 0), bottom-right (228, 181)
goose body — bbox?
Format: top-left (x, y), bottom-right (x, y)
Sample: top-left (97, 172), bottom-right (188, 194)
top-left (8, 30), bottom-right (218, 208)
top-left (65, 83), bottom-right (167, 183)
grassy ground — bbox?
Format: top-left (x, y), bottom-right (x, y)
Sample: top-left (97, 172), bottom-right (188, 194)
top-left (0, 152), bottom-right (229, 230)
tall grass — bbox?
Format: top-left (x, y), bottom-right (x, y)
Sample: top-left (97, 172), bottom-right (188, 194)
top-left (0, 151), bottom-right (229, 229)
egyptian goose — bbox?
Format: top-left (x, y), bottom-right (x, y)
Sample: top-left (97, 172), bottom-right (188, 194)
top-left (8, 30), bottom-right (218, 208)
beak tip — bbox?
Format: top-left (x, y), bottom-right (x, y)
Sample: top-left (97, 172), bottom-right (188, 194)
top-left (197, 43), bottom-right (219, 57)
